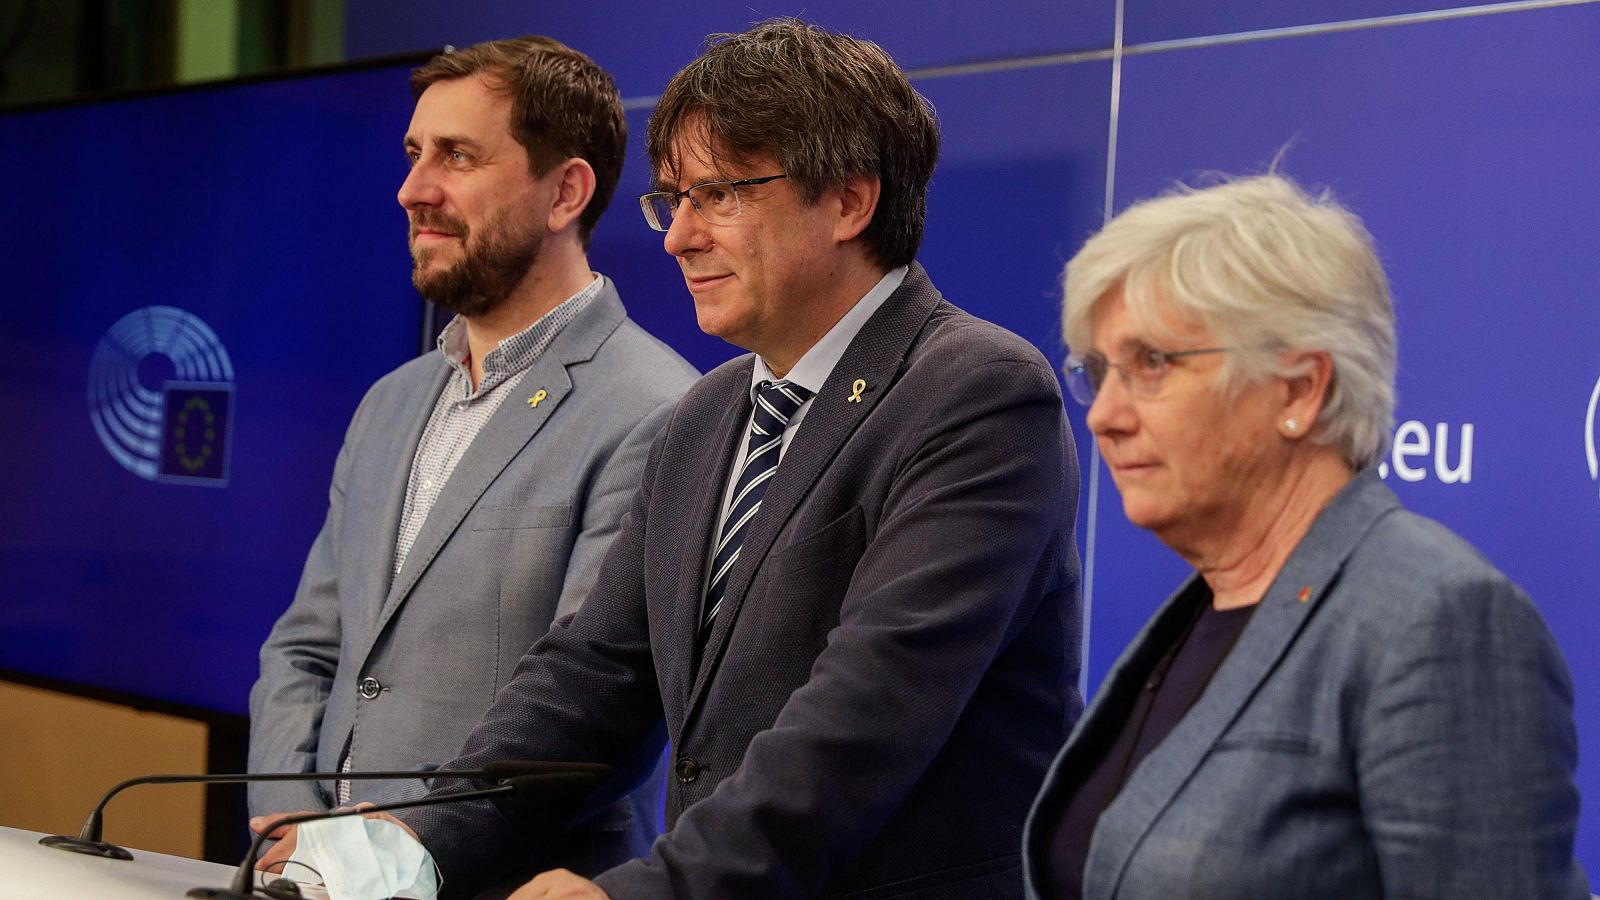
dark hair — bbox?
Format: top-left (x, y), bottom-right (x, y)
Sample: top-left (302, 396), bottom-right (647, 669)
top-left (411, 36), bottom-right (626, 247)
top-left (647, 19), bottom-right (940, 269)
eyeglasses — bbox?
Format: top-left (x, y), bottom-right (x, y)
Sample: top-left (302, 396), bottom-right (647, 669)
top-left (1063, 345), bottom-right (1229, 405)
top-left (639, 175), bottom-right (788, 232)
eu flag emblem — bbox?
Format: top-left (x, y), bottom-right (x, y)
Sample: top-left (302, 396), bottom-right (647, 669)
top-left (158, 382), bottom-right (234, 484)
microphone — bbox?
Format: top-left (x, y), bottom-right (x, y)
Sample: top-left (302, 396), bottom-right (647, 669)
top-left (186, 766), bottom-right (610, 900)
top-left (38, 759), bottom-right (601, 861)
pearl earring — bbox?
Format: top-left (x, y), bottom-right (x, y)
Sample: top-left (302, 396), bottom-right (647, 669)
top-left (1285, 418), bottom-right (1299, 433)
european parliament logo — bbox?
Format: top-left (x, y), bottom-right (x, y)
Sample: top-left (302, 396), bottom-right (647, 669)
top-left (87, 306), bottom-right (235, 486)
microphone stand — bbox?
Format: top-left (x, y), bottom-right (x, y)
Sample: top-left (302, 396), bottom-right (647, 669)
top-left (39, 760), bottom-right (603, 860)
top-left (187, 771), bottom-right (600, 899)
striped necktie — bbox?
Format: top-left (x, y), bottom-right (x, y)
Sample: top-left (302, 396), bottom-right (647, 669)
top-left (701, 379), bottom-right (812, 646)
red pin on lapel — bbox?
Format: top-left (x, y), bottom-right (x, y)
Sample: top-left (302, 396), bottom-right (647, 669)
top-left (1296, 586), bottom-right (1312, 603)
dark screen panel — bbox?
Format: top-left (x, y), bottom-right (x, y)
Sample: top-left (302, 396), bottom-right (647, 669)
top-left (0, 64), bottom-right (425, 713)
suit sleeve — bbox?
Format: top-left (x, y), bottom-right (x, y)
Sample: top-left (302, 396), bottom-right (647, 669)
top-left (596, 354), bottom-right (1073, 899)
top-left (553, 397), bottom-right (679, 621)
top-left (246, 392), bottom-right (371, 817)
top-left (1358, 575), bottom-right (1589, 898)
top-left (398, 413), bottom-right (675, 898)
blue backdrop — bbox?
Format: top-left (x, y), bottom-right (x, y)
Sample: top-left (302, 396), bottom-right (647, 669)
top-left (0, 63), bottom-right (423, 710)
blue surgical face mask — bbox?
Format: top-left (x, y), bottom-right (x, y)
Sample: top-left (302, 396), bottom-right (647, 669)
top-left (286, 815), bottom-right (440, 900)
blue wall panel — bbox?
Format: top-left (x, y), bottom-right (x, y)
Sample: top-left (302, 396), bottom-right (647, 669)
top-left (915, 64), bottom-right (1110, 369)
top-left (0, 65), bottom-right (423, 711)
top-left (1106, 1), bottom-right (1600, 868)
top-left (345, 0), bottom-right (1115, 97)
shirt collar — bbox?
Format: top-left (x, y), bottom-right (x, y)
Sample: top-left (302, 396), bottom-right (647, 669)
top-left (750, 265), bottom-right (908, 401)
top-left (437, 274), bottom-right (603, 397)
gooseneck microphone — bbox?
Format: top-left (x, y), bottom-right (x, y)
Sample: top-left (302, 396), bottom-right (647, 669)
top-left (38, 759), bottom-right (601, 861)
top-left (186, 765), bottom-right (610, 900)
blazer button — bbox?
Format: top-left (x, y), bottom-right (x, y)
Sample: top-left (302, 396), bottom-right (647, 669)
top-left (358, 676), bottom-right (381, 700)
top-left (674, 757), bottom-right (701, 784)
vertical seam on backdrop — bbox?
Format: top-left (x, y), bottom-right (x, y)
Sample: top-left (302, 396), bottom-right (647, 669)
top-left (1082, 0), bottom-right (1125, 700)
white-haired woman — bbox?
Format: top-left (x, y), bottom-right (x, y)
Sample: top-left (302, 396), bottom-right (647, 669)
top-left (1021, 174), bottom-right (1588, 899)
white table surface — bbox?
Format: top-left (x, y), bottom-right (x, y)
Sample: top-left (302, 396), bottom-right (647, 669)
top-left (0, 824), bottom-right (281, 899)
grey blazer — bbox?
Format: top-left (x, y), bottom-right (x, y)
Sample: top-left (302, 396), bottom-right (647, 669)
top-left (405, 263), bottom-right (1084, 899)
top-left (1023, 471), bottom-right (1589, 899)
top-left (247, 279), bottom-right (698, 870)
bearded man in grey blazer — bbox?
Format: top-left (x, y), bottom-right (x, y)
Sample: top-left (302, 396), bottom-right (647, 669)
top-left (246, 36), bottom-right (697, 873)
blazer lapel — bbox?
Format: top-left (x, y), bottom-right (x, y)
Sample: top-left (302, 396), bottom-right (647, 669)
top-left (366, 284), bottom-right (627, 648)
top-left (669, 369), bottom-right (756, 713)
top-left (1022, 574), bottom-right (1201, 895)
top-left (1086, 472), bottom-right (1402, 895)
top-left (687, 264), bottom-right (943, 708)
top-left (357, 362), bottom-right (449, 637)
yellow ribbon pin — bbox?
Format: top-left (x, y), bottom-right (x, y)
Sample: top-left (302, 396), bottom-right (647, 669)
top-left (847, 379), bottom-right (867, 403)
top-left (527, 389), bottom-right (549, 409)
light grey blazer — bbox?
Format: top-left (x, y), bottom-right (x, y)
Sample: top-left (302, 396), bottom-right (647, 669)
top-left (1023, 471), bottom-right (1589, 899)
top-left (248, 279), bottom-right (698, 868)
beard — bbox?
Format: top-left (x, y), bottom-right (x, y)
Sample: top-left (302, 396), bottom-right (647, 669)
top-left (409, 205), bottom-right (543, 318)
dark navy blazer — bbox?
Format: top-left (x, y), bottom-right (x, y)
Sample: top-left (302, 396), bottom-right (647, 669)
top-left (409, 263), bottom-right (1084, 898)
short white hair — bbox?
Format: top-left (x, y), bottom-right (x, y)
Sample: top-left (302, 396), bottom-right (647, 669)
top-left (1063, 173), bottom-right (1396, 469)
